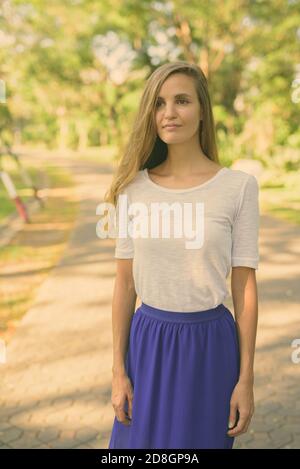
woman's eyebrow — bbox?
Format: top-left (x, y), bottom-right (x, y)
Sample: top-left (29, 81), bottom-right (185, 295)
top-left (157, 93), bottom-right (192, 99)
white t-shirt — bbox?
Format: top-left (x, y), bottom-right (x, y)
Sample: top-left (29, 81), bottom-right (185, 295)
top-left (113, 166), bottom-right (259, 312)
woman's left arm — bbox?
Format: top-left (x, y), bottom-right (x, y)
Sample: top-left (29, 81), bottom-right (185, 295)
top-left (227, 265), bottom-right (258, 437)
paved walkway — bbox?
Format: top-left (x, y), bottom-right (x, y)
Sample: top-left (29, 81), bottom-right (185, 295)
top-left (0, 158), bottom-right (299, 449)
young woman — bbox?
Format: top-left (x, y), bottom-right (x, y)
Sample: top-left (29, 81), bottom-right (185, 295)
top-left (105, 61), bottom-right (259, 449)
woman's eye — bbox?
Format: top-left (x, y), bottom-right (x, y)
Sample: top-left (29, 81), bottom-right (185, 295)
top-left (156, 99), bottom-right (189, 107)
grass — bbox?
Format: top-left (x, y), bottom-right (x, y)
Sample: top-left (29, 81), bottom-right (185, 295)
top-left (259, 171), bottom-right (300, 225)
top-left (0, 162), bottom-right (79, 344)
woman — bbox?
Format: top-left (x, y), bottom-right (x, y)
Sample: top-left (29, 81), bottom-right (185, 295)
top-left (105, 61), bottom-right (259, 449)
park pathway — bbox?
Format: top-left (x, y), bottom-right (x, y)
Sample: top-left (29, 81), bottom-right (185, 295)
top-left (0, 156), bottom-right (299, 448)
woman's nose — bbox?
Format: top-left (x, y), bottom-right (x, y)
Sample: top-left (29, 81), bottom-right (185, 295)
top-left (163, 104), bottom-right (177, 117)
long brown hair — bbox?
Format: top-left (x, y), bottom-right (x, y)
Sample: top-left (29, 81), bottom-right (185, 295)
top-left (104, 61), bottom-right (219, 206)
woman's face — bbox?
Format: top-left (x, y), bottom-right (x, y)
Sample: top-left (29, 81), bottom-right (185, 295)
top-left (155, 73), bottom-right (202, 144)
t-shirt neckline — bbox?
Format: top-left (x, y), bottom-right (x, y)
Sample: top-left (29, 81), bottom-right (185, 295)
top-left (142, 166), bottom-right (228, 192)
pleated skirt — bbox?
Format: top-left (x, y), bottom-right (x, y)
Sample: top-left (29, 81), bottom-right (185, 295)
top-left (108, 302), bottom-right (240, 449)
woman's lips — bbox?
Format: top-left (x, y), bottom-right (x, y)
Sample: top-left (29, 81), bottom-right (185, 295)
top-left (164, 125), bottom-right (181, 130)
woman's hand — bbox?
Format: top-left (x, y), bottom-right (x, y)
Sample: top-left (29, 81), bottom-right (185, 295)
top-left (111, 371), bottom-right (133, 426)
top-left (227, 379), bottom-right (255, 437)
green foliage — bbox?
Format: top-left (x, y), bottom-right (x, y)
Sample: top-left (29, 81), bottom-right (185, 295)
top-left (0, 0), bottom-right (298, 168)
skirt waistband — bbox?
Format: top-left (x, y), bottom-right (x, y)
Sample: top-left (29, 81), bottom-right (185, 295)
top-left (138, 302), bottom-right (228, 323)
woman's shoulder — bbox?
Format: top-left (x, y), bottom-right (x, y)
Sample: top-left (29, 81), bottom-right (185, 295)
top-left (223, 166), bottom-right (257, 183)
top-left (119, 169), bottom-right (146, 195)
top-left (218, 168), bottom-right (259, 201)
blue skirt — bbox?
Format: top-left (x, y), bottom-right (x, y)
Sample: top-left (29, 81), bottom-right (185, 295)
top-left (108, 302), bottom-right (240, 449)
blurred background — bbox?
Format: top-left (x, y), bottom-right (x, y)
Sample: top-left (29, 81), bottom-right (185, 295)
top-left (0, 0), bottom-right (299, 450)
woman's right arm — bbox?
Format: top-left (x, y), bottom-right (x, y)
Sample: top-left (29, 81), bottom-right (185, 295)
top-left (111, 258), bottom-right (137, 425)
top-left (112, 258), bottom-right (136, 375)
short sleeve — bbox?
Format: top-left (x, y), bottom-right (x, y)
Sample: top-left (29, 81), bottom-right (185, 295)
top-left (114, 187), bottom-right (134, 259)
top-left (231, 174), bottom-right (260, 269)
